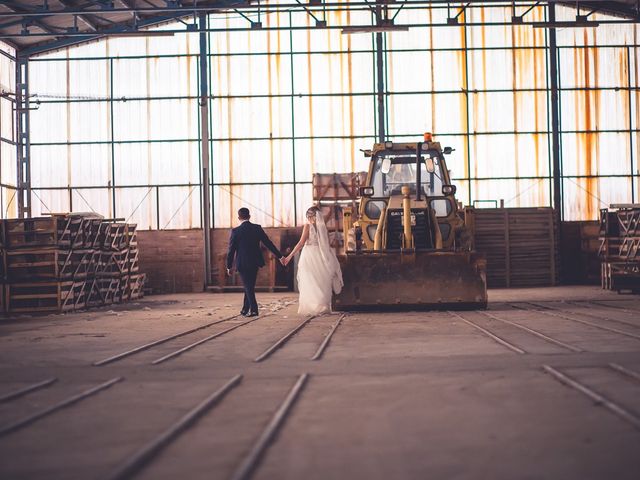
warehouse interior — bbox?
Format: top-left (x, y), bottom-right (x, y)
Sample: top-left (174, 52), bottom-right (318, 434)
top-left (1, 1), bottom-right (640, 479)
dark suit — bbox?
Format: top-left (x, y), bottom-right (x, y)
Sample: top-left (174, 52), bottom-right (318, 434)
top-left (226, 221), bottom-right (283, 314)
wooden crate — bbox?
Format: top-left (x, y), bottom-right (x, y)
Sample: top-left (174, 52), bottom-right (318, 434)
top-left (128, 247), bottom-right (139, 273)
top-left (96, 276), bottom-right (123, 305)
top-left (129, 273), bottom-right (145, 300)
top-left (1, 214), bottom-right (144, 314)
top-left (598, 206), bottom-right (640, 294)
top-left (313, 172), bottom-right (367, 202)
top-left (82, 217), bottom-right (104, 249)
top-left (96, 250), bottom-right (129, 277)
top-left (125, 224), bottom-right (138, 248)
top-left (601, 261), bottom-right (640, 293)
top-left (4, 216), bottom-right (79, 249)
top-left (319, 204), bottom-right (344, 232)
top-left (5, 281), bottom-right (88, 313)
top-left (473, 208), bottom-right (557, 288)
top-left (4, 248), bottom-right (99, 281)
top-left (99, 222), bottom-right (128, 251)
top-left (85, 278), bottom-right (105, 308)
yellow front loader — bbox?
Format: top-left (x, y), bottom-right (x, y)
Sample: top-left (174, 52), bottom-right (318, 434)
top-left (333, 135), bottom-right (487, 311)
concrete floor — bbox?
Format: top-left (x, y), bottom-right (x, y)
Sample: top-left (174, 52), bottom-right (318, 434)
top-left (1, 286), bottom-right (640, 480)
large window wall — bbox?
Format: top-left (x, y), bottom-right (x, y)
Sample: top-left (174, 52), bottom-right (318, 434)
top-left (22, 5), bottom-right (640, 227)
top-left (555, 7), bottom-right (639, 220)
top-left (0, 42), bottom-right (16, 219)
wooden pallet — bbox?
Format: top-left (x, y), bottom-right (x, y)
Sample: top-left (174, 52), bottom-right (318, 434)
top-left (125, 224), bottom-right (138, 248)
top-left (82, 217), bottom-right (104, 249)
top-left (85, 278), bottom-right (104, 308)
top-left (5, 281), bottom-right (88, 313)
top-left (96, 250), bottom-right (129, 277)
top-left (96, 276), bottom-right (123, 305)
top-left (599, 207), bottom-right (640, 294)
top-left (99, 222), bottom-right (128, 251)
top-left (473, 208), bottom-right (557, 288)
top-left (5, 216), bottom-right (78, 249)
top-left (128, 273), bottom-right (146, 300)
top-left (601, 261), bottom-right (640, 293)
top-left (4, 248), bottom-right (99, 281)
top-left (1, 214), bottom-right (145, 314)
top-left (128, 247), bottom-right (139, 273)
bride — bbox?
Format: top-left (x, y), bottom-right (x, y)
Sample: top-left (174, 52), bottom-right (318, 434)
top-left (284, 206), bottom-right (344, 315)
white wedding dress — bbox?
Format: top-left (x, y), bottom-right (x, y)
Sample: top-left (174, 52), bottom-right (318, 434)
top-left (297, 212), bottom-right (344, 315)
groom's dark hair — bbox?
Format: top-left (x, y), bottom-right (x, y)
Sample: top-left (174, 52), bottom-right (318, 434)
top-left (238, 207), bottom-right (250, 220)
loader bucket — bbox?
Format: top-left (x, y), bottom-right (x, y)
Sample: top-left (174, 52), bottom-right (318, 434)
top-left (333, 251), bottom-right (487, 311)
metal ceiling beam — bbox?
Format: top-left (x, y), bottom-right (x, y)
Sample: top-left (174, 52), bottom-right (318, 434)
top-left (19, 10), bottom-right (197, 56)
top-left (0, 1), bottom-right (550, 18)
top-left (0, 0), bottom-right (238, 35)
top-left (0, 1), bottom-right (61, 35)
top-left (56, 0), bottom-right (100, 31)
top-left (0, 1), bottom-right (637, 19)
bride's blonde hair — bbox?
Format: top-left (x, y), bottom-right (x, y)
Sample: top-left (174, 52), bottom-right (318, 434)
top-left (306, 206), bottom-right (321, 218)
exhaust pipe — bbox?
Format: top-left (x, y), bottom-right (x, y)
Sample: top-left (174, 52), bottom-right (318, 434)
top-left (402, 185), bottom-right (413, 249)
top-left (373, 206), bottom-right (386, 251)
top-left (416, 142), bottom-right (423, 202)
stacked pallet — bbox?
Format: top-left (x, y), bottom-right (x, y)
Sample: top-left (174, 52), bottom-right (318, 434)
top-left (1, 214), bottom-right (145, 314)
top-left (472, 208), bottom-right (558, 287)
top-left (599, 205), bottom-right (640, 293)
top-left (313, 172), bottom-right (366, 250)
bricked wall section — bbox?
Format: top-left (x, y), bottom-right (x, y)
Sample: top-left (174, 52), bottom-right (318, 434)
top-left (137, 229), bottom-right (205, 294)
top-left (137, 227), bottom-right (303, 294)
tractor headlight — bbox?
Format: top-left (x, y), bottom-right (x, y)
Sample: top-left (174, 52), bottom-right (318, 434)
top-left (442, 184), bottom-right (457, 196)
top-left (359, 186), bottom-right (374, 197)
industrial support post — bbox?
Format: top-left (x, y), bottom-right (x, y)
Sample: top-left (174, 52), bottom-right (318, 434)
top-left (548, 4), bottom-right (562, 226)
top-left (375, 4), bottom-right (385, 143)
top-left (547, 3), bottom-right (562, 281)
top-left (15, 56), bottom-right (32, 218)
top-left (199, 14), bottom-right (212, 287)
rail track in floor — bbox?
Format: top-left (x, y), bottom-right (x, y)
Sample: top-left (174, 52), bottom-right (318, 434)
top-left (93, 301), bottom-right (295, 367)
top-left (543, 363), bottom-right (640, 431)
top-left (106, 374), bottom-right (243, 480)
top-left (152, 314), bottom-right (274, 365)
top-left (102, 373), bottom-right (310, 480)
top-left (448, 311), bottom-right (527, 354)
top-left (516, 303), bottom-right (640, 342)
top-left (476, 310), bottom-right (583, 352)
top-left (229, 373), bottom-right (309, 480)
top-left (552, 301), bottom-right (640, 330)
top-left (449, 309), bottom-right (584, 354)
top-left (254, 313), bottom-right (347, 363)
top-left (0, 377), bottom-right (58, 403)
top-left (586, 300), bottom-right (640, 314)
top-left (0, 377), bottom-right (123, 437)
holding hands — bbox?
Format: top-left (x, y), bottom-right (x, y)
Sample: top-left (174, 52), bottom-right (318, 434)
top-left (280, 255), bottom-right (293, 267)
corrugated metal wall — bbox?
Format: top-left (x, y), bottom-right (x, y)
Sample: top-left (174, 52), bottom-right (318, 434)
top-left (0, 41), bottom-right (16, 219)
top-left (22, 5), bottom-right (640, 228)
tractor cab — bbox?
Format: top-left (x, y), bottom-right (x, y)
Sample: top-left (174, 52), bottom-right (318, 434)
top-left (357, 139), bottom-right (463, 253)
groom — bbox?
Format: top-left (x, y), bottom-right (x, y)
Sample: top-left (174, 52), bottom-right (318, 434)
top-left (226, 207), bottom-right (285, 316)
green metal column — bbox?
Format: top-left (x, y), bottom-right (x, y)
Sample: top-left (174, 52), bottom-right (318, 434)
top-left (15, 56), bottom-right (32, 218)
top-left (199, 13), bottom-right (212, 287)
top-left (374, 4), bottom-right (385, 143)
top-left (548, 4), bottom-right (562, 221)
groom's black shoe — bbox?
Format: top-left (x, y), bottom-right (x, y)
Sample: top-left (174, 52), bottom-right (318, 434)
top-left (240, 310), bottom-right (248, 316)
top-left (246, 311), bottom-right (259, 317)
